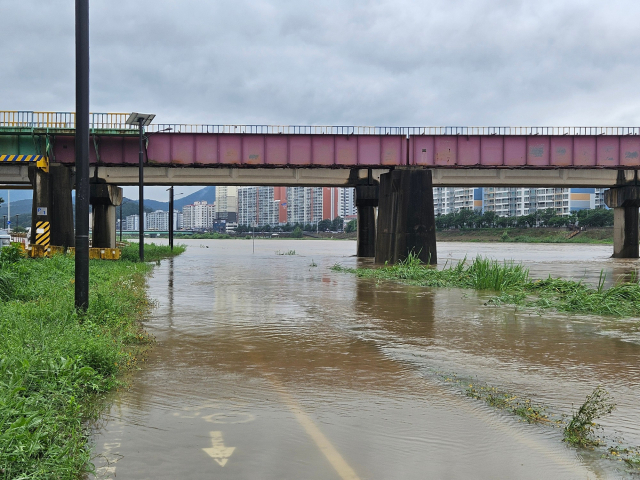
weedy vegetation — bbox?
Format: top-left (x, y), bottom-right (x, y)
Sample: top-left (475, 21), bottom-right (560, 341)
top-left (564, 386), bottom-right (616, 447)
top-left (465, 383), bottom-right (549, 423)
top-left (120, 242), bottom-right (186, 263)
top-left (275, 250), bottom-right (296, 256)
top-left (332, 252), bottom-right (640, 317)
top-left (0, 243), bottom-right (180, 479)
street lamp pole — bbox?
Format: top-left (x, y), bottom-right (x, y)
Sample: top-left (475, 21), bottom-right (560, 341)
top-left (15, 214), bottom-right (19, 229)
top-left (138, 118), bottom-right (144, 262)
top-left (75, 0), bottom-right (90, 311)
top-left (126, 113), bottom-right (156, 262)
top-left (168, 186), bottom-right (174, 251)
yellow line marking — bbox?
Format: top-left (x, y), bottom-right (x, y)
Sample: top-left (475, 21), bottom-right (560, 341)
top-left (202, 431), bottom-right (235, 467)
top-left (266, 375), bottom-right (361, 480)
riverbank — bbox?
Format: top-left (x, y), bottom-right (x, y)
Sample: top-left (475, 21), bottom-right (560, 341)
top-left (436, 227), bottom-right (613, 243)
top-left (0, 243), bottom-right (184, 479)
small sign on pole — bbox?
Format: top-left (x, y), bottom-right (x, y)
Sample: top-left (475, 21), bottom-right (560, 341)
top-left (37, 207), bottom-right (48, 216)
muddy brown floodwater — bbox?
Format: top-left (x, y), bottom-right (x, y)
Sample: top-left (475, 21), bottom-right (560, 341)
top-left (92, 240), bottom-right (640, 479)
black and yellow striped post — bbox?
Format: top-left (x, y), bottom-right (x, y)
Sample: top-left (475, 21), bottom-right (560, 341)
top-left (35, 221), bottom-right (51, 246)
top-left (32, 220), bottom-right (51, 257)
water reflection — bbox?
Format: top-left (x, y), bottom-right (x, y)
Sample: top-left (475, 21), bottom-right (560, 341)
top-left (90, 240), bottom-right (640, 479)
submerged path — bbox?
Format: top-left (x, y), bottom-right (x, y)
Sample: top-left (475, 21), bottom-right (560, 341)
top-left (92, 240), bottom-right (640, 479)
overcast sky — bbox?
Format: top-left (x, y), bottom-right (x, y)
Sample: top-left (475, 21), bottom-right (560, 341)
top-left (2, 0), bottom-right (640, 199)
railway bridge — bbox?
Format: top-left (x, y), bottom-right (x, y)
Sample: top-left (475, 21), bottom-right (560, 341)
top-left (2, 111), bottom-right (640, 261)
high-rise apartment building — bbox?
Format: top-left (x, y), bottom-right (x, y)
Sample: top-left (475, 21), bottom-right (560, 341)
top-left (479, 187), bottom-right (607, 217)
top-left (238, 187), bottom-right (286, 226)
top-left (338, 188), bottom-right (356, 218)
top-left (182, 201), bottom-right (216, 230)
top-left (215, 186), bottom-right (238, 222)
top-left (145, 210), bottom-right (184, 231)
top-left (432, 188), bottom-right (477, 215)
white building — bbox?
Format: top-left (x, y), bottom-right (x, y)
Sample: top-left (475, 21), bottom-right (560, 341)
top-left (125, 214), bottom-right (145, 231)
top-left (238, 187), bottom-right (282, 226)
top-left (432, 188), bottom-right (476, 215)
top-left (182, 201), bottom-right (216, 230)
top-left (338, 187), bottom-right (356, 218)
top-left (479, 187), bottom-right (608, 217)
top-left (147, 210), bottom-right (168, 231)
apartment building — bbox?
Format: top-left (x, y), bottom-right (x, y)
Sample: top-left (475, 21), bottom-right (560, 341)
top-left (182, 201), bottom-right (216, 230)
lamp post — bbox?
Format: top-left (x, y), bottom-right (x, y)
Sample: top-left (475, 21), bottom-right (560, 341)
top-left (126, 113), bottom-right (156, 262)
top-left (75, 0), bottom-right (90, 310)
top-left (15, 214), bottom-right (19, 230)
top-left (166, 188), bottom-right (184, 251)
top-left (2, 215), bottom-right (6, 229)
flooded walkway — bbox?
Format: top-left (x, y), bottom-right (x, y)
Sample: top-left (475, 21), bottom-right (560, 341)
top-left (92, 240), bottom-right (640, 479)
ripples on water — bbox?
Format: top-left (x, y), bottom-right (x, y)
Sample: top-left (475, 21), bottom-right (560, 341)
top-left (91, 240), bottom-right (639, 479)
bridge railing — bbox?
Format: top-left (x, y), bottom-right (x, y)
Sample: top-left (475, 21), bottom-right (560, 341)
top-left (2, 111), bottom-right (640, 136)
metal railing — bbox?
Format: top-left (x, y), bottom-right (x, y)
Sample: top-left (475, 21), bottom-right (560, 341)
top-left (1, 111), bottom-right (639, 136)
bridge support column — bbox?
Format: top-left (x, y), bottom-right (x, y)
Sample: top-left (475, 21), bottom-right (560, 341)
top-left (375, 169), bottom-right (437, 265)
top-left (605, 186), bottom-right (640, 258)
top-left (90, 184), bottom-right (123, 249)
top-left (30, 165), bottom-right (75, 249)
top-left (355, 185), bottom-right (378, 257)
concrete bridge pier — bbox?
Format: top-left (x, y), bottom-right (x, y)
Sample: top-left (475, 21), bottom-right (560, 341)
top-left (355, 185), bottom-right (378, 257)
top-left (90, 183), bottom-right (123, 249)
top-left (375, 169), bottom-right (437, 265)
top-left (30, 165), bottom-right (75, 249)
top-left (605, 186), bottom-right (640, 258)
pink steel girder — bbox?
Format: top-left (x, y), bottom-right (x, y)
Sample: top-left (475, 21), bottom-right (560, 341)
top-left (409, 135), bottom-right (640, 168)
top-left (50, 132), bottom-right (640, 168)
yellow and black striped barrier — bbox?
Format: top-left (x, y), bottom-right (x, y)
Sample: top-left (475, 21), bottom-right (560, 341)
top-left (35, 221), bottom-right (51, 248)
top-left (0, 154), bottom-right (48, 172)
top-left (28, 245), bottom-right (120, 259)
top-left (0, 154), bottom-right (44, 163)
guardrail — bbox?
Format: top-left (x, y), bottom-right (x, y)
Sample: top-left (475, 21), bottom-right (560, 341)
top-left (2, 111), bottom-right (640, 136)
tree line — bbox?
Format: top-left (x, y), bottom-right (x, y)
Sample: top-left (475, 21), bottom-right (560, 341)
top-left (435, 207), bottom-right (614, 229)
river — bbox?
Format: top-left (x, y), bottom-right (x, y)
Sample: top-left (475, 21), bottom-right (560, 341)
top-left (91, 240), bottom-right (640, 479)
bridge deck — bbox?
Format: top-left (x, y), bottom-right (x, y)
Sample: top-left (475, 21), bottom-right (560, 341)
top-left (2, 111), bottom-right (640, 171)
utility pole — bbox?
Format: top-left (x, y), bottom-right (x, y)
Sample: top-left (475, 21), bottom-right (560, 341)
top-left (75, 0), bottom-right (90, 311)
top-left (168, 186), bottom-right (174, 251)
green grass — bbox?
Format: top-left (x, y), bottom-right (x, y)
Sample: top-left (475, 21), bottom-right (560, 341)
top-left (0, 244), bottom-right (181, 479)
top-left (120, 242), bottom-right (186, 263)
top-left (275, 250), bottom-right (296, 256)
top-left (564, 387), bottom-right (615, 447)
top-left (332, 253), bottom-right (640, 317)
top-left (465, 384), bottom-right (549, 424)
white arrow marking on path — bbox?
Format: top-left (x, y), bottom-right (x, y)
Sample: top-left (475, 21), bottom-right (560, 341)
top-left (202, 431), bottom-right (236, 467)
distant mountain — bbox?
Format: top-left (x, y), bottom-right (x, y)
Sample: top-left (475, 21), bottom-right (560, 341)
top-left (0, 199), bottom-right (33, 217)
top-left (0, 186), bottom-right (217, 218)
top-left (175, 186), bottom-right (216, 209)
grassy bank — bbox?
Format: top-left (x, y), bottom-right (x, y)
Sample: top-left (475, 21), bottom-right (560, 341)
top-left (332, 254), bottom-right (640, 317)
top-left (0, 243), bottom-right (182, 479)
top-left (120, 242), bottom-right (186, 262)
top-left (436, 227), bottom-right (613, 244)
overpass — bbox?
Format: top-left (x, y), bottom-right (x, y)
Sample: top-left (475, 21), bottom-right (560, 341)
top-left (2, 111), bottom-right (640, 261)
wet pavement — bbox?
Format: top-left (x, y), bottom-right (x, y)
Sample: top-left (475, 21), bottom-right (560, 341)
top-left (92, 240), bottom-right (640, 479)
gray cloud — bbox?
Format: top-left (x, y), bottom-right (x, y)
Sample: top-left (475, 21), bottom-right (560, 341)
top-left (2, 0), bottom-right (640, 129)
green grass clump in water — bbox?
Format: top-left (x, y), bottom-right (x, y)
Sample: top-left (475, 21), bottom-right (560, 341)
top-left (332, 252), bottom-right (640, 317)
top-left (0, 244), bottom-right (180, 478)
top-left (564, 387), bottom-right (615, 447)
top-left (120, 242), bottom-right (186, 263)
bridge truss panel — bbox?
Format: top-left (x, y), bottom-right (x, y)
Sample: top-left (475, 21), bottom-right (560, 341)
top-left (408, 135), bottom-right (640, 168)
top-left (144, 133), bottom-right (407, 167)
